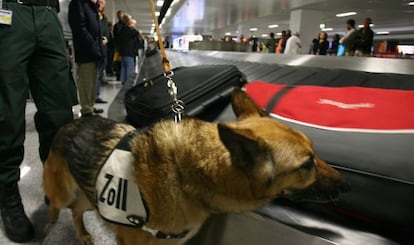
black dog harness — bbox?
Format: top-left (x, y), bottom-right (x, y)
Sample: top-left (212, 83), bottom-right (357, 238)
top-left (95, 131), bottom-right (189, 239)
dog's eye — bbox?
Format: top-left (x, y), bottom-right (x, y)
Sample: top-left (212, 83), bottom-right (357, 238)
top-left (302, 157), bottom-right (314, 170)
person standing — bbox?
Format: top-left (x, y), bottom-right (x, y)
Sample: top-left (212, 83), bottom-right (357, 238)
top-left (281, 29), bottom-right (292, 53)
top-left (112, 10), bottom-right (125, 81)
top-left (105, 21), bottom-right (115, 76)
top-left (137, 32), bottom-right (145, 61)
top-left (113, 10), bottom-right (125, 43)
top-left (355, 17), bottom-right (374, 56)
top-left (251, 38), bottom-right (259, 52)
top-left (339, 19), bottom-right (358, 56)
top-left (265, 32), bottom-right (278, 53)
top-left (284, 32), bottom-right (302, 54)
top-left (68, 0), bottom-right (104, 117)
top-left (314, 31), bottom-right (330, 55)
top-left (0, 0), bottom-right (77, 242)
top-left (95, 0), bottom-right (108, 104)
top-left (329, 34), bottom-right (341, 55)
top-left (276, 30), bottom-right (286, 53)
top-left (118, 14), bottom-right (139, 84)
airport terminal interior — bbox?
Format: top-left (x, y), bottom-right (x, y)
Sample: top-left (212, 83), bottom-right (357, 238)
top-left (1, 0), bottom-right (413, 244)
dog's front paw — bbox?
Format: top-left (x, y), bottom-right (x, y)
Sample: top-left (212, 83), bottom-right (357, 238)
top-left (78, 233), bottom-right (93, 245)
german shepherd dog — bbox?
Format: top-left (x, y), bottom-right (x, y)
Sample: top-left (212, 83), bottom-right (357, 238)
top-left (43, 89), bottom-right (349, 245)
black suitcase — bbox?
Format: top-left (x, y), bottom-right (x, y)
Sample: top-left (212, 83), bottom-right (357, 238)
top-left (124, 65), bottom-right (246, 128)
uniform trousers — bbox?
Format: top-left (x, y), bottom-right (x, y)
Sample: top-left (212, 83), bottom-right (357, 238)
top-left (0, 2), bottom-right (77, 185)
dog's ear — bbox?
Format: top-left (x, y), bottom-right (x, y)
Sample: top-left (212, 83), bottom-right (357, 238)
top-left (231, 88), bottom-right (267, 120)
top-left (218, 123), bottom-right (276, 189)
top-left (218, 123), bottom-right (266, 166)
top-left (218, 123), bottom-right (260, 165)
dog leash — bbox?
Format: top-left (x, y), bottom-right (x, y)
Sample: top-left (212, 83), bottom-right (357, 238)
top-left (148, 0), bottom-right (184, 123)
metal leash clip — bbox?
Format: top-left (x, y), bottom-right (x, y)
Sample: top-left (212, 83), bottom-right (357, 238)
top-left (164, 71), bottom-right (185, 123)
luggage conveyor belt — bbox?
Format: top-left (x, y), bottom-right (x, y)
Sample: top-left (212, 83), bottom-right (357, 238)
top-left (167, 50), bottom-right (414, 86)
top-left (109, 49), bottom-right (414, 126)
top-left (108, 51), bottom-right (412, 245)
top-left (188, 50), bottom-right (414, 76)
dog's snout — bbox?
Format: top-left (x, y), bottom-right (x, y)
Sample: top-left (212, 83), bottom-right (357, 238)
top-left (338, 181), bottom-right (351, 193)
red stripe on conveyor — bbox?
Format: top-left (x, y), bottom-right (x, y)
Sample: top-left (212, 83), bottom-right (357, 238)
top-left (245, 81), bottom-right (414, 130)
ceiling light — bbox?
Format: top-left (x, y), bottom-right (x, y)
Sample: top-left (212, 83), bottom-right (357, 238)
top-left (268, 24), bottom-right (279, 28)
top-left (376, 31), bottom-right (390, 35)
top-left (225, 32), bottom-right (231, 36)
top-left (276, 32), bottom-right (282, 36)
top-left (358, 24), bottom-right (374, 28)
top-left (409, 2), bottom-right (414, 6)
top-left (322, 28), bottom-right (334, 31)
top-left (262, 34), bottom-right (268, 37)
top-left (320, 24), bottom-right (325, 29)
top-left (171, 0), bottom-right (181, 6)
top-left (249, 28), bottom-right (258, 32)
top-left (336, 12), bottom-right (357, 17)
top-left (156, 0), bottom-right (164, 7)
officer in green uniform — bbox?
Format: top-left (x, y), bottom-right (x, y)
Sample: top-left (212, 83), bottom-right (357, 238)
top-left (0, 0), bottom-right (77, 242)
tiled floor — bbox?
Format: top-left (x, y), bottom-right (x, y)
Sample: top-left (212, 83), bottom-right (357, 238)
top-left (0, 78), bottom-right (122, 244)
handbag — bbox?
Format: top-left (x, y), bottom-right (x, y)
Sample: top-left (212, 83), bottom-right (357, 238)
top-left (337, 44), bottom-right (345, 56)
top-left (113, 51), bottom-right (121, 62)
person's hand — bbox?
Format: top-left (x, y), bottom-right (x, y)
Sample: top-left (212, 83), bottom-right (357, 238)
top-left (102, 36), bottom-right (108, 46)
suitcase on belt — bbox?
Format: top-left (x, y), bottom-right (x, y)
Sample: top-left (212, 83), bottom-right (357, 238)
top-left (124, 65), bottom-right (246, 128)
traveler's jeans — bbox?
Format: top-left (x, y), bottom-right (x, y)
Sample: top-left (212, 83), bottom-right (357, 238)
top-left (120, 56), bottom-right (135, 83)
top-left (96, 56), bottom-right (107, 98)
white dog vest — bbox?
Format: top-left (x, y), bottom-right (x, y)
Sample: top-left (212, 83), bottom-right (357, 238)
top-left (95, 131), bottom-right (189, 239)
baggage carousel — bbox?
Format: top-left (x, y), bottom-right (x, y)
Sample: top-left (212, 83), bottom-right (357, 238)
top-left (109, 50), bottom-right (414, 245)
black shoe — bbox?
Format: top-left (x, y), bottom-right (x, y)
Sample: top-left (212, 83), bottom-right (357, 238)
top-left (93, 108), bottom-right (104, 114)
top-left (95, 98), bottom-right (108, 104)
top-left (0, 184), bottom-right (35, 243)
top-left (44, 195), bottom-right (50, 206)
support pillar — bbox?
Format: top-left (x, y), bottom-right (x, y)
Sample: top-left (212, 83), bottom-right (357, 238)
top-left (289, 9), bottom-right (321, 54)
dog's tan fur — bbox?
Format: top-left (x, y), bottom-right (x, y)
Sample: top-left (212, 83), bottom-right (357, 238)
top-left (43, 89), bottom-right (347, 245)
